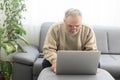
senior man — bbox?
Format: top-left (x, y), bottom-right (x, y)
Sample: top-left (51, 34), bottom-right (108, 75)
top-left (42, 8), bottom-right (98, 72)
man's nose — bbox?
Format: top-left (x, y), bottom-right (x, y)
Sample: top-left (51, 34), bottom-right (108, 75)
top-left (72, 26), bottom-right (76, 29)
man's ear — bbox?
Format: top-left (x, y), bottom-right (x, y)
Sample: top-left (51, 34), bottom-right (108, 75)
top-left (64, 19), bottom-right (65, 22)
top-left (64, 18), bottom-right (66, 22)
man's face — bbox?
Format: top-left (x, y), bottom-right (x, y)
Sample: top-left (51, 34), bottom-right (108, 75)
top-left (64, 15), bottom-right (82, 34)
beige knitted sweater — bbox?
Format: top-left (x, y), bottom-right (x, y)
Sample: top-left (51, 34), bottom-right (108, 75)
top-left (43, 22), bottom-right (97, 64)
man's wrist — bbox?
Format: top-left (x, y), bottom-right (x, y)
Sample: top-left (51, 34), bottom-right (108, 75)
top-left (51, 59), bottom-right (56, 65)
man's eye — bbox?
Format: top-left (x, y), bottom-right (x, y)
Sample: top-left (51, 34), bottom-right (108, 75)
top-left (69, 25), bottom-right (73, 27)
top-left (76, 25), bottom-right (79, 27)
top-left (68, 25), bottom-right (79, 28)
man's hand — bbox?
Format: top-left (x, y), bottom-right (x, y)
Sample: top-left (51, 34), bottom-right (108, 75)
top-left (51, 62), bottom-right (56, 73)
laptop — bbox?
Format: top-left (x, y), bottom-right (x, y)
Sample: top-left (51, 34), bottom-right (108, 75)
top-left (56, 50), bottom-right (101, 75)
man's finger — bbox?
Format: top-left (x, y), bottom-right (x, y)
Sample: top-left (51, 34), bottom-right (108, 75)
top-left (54, 68), bottom-right (56, 73)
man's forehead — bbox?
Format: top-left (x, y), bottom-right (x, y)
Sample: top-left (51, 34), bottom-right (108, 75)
top-left (66, 15), bottom-right (81, 20)
top-left (65, 16), bottom-right (81, 25)
top-left (66, 22), bottom-right (80, 26)
top-left (66, 15), bottom-right (81, 21)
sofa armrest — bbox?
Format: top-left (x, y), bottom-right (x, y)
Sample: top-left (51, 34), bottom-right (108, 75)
top-left (13, 45), bottom-right (40, 66)
top-left (33, 58), bottom-right (44, 76)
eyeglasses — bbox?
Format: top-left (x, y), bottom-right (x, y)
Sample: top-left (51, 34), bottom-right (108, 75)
top-left (68, 25), bottom-right (80, 28)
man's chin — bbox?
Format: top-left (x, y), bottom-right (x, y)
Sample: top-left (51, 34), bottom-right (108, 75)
top-left (70, 31), bottom-right (78, 35)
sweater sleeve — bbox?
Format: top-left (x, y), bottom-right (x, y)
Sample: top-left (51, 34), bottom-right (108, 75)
top-left (43, 25), bottom-right (58, 64)
top-left (84, 28), bottom-right (97, 51)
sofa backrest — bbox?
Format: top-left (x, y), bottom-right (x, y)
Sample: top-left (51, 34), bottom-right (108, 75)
top-left (39, 22), bottom-right (54, 52)
top-left (39, 22), bottom-right (120, 54)
top-left (93, 28), bottom-right (108, 53)
top-left (107, 29), bottom-right (120, 54)
top-left (92, 26), bottom-right (120, 54)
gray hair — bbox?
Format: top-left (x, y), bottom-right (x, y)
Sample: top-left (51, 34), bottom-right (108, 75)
top-left (64, 8), bottom-right (82, 18)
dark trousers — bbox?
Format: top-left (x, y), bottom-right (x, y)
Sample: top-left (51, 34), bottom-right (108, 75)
top-left (42, 59), bottom-right (52, 69)
top-left (98, 62), bottom-right (100, 68)
top-left (42, 59), bottom-right (101, 69)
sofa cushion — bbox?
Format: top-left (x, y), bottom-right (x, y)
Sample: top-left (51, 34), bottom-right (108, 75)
top-left (107, 29), bottom-right (120, 54)
top-left (100, 54), bottom-right (120, 78)
top-left (39, 22), bottom-right (54, 52)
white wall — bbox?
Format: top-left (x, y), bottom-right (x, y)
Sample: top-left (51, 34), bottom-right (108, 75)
top-left (23, 0), bottom-right (120, 26)
top-left (22, 0), bottom-right (120, 46)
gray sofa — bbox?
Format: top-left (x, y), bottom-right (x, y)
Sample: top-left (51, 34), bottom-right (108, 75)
top-left (12, 22), bottom-right (120, 80)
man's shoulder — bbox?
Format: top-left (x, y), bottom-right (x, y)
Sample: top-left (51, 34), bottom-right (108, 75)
top-left (50, 22), bottom-right (64, 30)
top-left (48, 22), bottom-right (64, 33)
top-left (82, 24), bottom-right (93, 31)
top-left (82, 24), bottom-right (91, 29)
top-left (51, 22), bottom-right (64, 28)
top-left (82, 24), bottom-right (95, 36)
